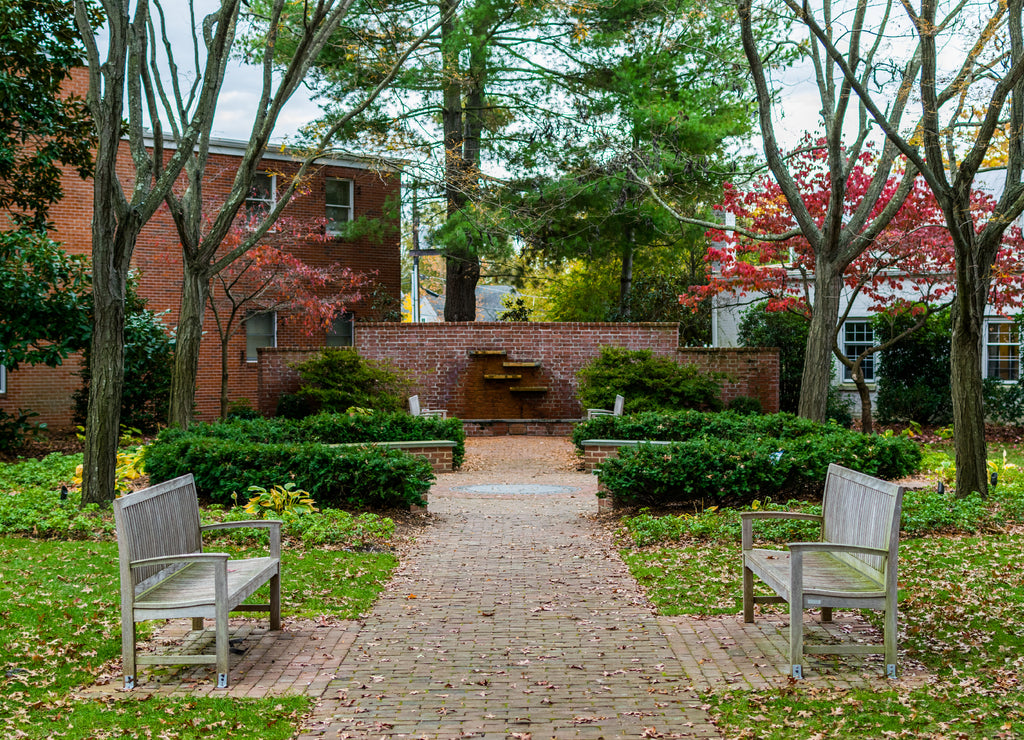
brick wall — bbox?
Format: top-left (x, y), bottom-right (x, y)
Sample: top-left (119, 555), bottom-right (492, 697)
top-left (256, 324), bottom-right (780, 429)
top-left (676, 347), bottom-right (780, 414)
top-left (2, 121), bottom-right (401, 429)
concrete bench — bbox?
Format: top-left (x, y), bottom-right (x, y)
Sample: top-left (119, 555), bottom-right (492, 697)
top-left (113, 474), bottom-right (282, 689)
top-left (741, 463), bottom-right (904, 679)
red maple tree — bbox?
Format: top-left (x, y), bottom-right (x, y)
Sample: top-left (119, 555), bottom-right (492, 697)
top-left (683, 138), bottom-right (1024, 431)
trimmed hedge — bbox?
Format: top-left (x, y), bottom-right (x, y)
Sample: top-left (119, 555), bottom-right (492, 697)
top-left (143, 436), bottom-right (433, 509)
top-left (581, 411), bottom-right (922, 507)
top-left (160, 411), bottom-right (466, 468)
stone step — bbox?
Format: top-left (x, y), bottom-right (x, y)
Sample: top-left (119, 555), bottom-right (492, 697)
top-left (509, 386), bottom-right (549, 393)
top-left (483, 374), bottom-right (523, 380)
top-left (503, 361), bottom-right (541, 368)
top-left (468, 349), bottom-right (507, 356)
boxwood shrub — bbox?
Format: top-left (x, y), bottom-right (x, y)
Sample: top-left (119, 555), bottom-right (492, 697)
top-left (160, 411), bottom-right (466, 468)
top-left (143, 436), bottom-right (433, 509)
top-left (586, 411), bottom-right (921, 507)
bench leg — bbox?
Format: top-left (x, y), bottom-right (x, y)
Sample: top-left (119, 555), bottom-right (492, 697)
top-left (192, 617), bottom-right (204, 631)
top-left (270, 572), bottom-right (281, 631)
top-left (122, 618), bottom-right (136, 690)
top-left (790, 568), bottom-right (804, 679)
top-left (216, 599), bottom-right (230, 689)
top-left (742, 565), bottom-right (754, 623)
top-left (821, 607), bottom-right (832, 623)
top-left (884, 599), bottom-right (898, 679)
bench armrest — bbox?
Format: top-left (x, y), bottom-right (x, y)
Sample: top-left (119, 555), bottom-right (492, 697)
top-left (201, 520), bottom-right (282, 558)
top-left (130, 552), bottom-right (229, 569)
top-left (787, 541), bottom-right (888, 558)
top-left (741, 512), bottom-right (822, 550)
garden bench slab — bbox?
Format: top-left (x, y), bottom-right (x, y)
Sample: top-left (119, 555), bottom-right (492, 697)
top-left (114, 473), bottom-right (282, 689)
top-left (741, 463), bottom-right (904, 679)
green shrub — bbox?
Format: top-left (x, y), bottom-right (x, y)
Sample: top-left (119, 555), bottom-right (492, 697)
top-left (875, 310), bottom-right (953, 425)
top-left (900, 487), bottom-right (990, 537)
top-left (738, 303), bottom-right (807, 414)
top-left (0, 408), bottom-right (44, 451)
top-left (202, 505), bottom-right (394, 550)
top-left (577, 346), bottom-right (723, 414)
top-left (983, 377), bottom-right (1024, 425)
top-left (591, 411), bottom-right (922, 507)
top-left (283, 348), bottom-right (413, 417)
top-left (143, 436), bottom-right (433, 509)
top-left (727, 396), bottom-right (762, 415)
top-left (168, 411), bottom-right (465, 468)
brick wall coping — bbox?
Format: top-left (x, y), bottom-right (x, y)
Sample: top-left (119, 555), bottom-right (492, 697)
top-left (580, 439), bottom-right (674, 448)
top-left (676, 346), bottom-right (776, 354)
top-left (326, 440), bottom-right (457, 450)
top-left (463, 418), bottom-right (584, 423)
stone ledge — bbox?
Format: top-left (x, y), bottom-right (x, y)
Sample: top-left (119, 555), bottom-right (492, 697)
top-left (579, 439), bottom-right (673, 473)
top-left (327, 440), bottom-right (456, 474)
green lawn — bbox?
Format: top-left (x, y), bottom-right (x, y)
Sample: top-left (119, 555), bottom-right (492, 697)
top-left (0, 452), bottom-right (397, 738)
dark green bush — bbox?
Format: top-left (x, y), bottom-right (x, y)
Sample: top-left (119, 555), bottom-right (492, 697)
top-left (983, 377), bottom-right (1024, 425)
top-left (143, 436), bottom-right (432, 509)
top-left (727, 396), bottom-right (762, 415)
top-left (284, 348), bottom-right (413, 417)
top-left (169, 411), bottom-right (465, 468)
top-left (875, 310), bottom-right (953, 425)
top-left (577, 346), bottom-right (723, 414)
top-left (0, 408), bottom-right (44, 451)
top-left (738, 303), bottom-right (807, 414)
top-left (586, 410), bottom-right (921, 507)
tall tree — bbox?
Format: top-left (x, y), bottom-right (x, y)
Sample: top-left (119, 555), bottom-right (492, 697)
top-left (785, 0), bottom-right (1024, 495)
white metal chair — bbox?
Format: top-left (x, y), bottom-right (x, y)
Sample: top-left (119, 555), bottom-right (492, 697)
top-left (409, 394), bottom-right (447, 418)
top-left (587, 394), bottom-right (624, 419)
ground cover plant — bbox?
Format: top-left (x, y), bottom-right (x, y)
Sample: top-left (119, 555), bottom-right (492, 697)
top-left (580, 410), bottom-right (921, 506)
top-left (616, 449), bottom-right (1024, 738)
top-left (0, 452), bottom-right (399, 737)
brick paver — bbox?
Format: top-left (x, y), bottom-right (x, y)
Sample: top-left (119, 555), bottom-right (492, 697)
top-left (91, 438), bottom-right (928, 738)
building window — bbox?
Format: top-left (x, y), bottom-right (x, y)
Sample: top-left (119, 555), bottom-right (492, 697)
top-left (245, 172), bottom-right (276, 218)
top-left (986, 321), bottom-right (1020, 381)
top-left (326, 312), bottom-right (354, 346)
top-left (325, 178), bottom-right (353, 234)
top-left (245, 311), bottom-right (276, 362)
top-left (0, 365), bottom-right (5, 394)
top-left (842, 321), bottom-right (875, 382)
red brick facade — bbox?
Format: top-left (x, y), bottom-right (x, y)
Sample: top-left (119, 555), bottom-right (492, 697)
top-left (2, 95), bottom-right (402, 429)
top-left (256, 324), bottom-right (780, 434)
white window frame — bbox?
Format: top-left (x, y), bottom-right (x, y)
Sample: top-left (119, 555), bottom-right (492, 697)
top-left (325, 178), bottom-right (354, 235)
top-left (245, 311), bottom-right (277, 362)
top-left (326, 311), bottom-right (355, 347)
top-left (245, 172), bottom-right (276, 219)
top-left (985, 319), bottom-right (1020, 382)
top-left (841, 320), bottom-right (876, 383)
top-left (0, 365), bottom-right (6, 394)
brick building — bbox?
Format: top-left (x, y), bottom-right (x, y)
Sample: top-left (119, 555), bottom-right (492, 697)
top-left (2, 94), bottom-right (402, 429)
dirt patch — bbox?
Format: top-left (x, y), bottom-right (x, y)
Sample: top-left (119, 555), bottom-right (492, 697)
top-left (457, 435), bottom-right (583, 474)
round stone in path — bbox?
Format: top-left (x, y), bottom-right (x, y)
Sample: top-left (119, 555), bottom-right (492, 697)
top-left (455, 483), bottom-right (576, 495)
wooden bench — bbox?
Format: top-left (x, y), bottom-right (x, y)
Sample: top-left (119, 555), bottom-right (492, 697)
top-left (741, 463), bottom-right (904, 679)
top-left (587, 394), bottom-right (624, 419)
top-left (409, 394), bottom-right (447, 418)
top-left (113, 474), bottom-right (282, 689)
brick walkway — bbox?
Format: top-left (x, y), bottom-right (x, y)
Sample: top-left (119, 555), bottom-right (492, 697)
top-left (93, 438), bottom-right (927, 738)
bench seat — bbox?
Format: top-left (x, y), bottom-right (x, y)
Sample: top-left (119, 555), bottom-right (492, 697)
top-left (132, 556), bottom-right (279, 615)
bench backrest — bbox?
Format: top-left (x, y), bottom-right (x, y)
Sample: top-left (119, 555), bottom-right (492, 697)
top-left (113, 474), bottom-right (203, 593)
top-left (613, 395), bottom-right (625, 415)
top-left (409, 395), bottom-right (422, 416)
top-left (821, 463), bottom-right (904, 584)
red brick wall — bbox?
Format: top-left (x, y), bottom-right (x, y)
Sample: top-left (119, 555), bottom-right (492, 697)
top-left (255, 325), bottom-right (781, 425)
top-left (2, 132), bottom-right (401, 429)
top-left (676, 347), bottom-right (780, 414)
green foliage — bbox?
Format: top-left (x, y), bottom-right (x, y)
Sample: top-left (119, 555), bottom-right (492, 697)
top-left (0, 407), bottom-right (44, 451)
top-left (983, 376), bottom-right (1024, 425)
top-left (875, 310), bottom-right (953, 425)
top-left (73, 278), bottom-right (175, 433)
top-left (144, 435), bottom-right (433, 509)
top-left (577, 346), bottom-right (723, 414)
top-left (585, 410), bottom-right (922, 507)
top-left (203, 504), bottom-right (394, 551)
top-left (226, 397), bottom-right (262, 420)
top-left (738, 302), bottom-right (807, 414)
top-left (0, 0), bottom-right (95, 229)
top-left (172, 411), bottom-right (465, 468)
top-left (496, 293), bottom-right (533, 321)
top-left (240, 482), bottom-right (318, 517)
top-left (726, 396), bottom-right (762, 415)
top-left (281, 348), bottom-right (413, 417)
top-left (0, 230), bottom-right (91, 371)
top-left (900, 486), bottom-right (989, 537)
top-left (0, 452), bottom-right (116, 539)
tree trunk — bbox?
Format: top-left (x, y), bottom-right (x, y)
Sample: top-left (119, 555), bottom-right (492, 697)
top-left (220, 324), bottom-right (231, 420)
top-left (619, 228), bottom-right (634, 319)
top-left (851, 365), bottom-right (873, 434)
top-left (444, 253), bottom-right (481, 321)
top-left (950, 305), bottom-right (988, 496)
top-left (168, 263), bottom-right (211, 428)
top-left (798, 264), bottom-right (842, 422)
